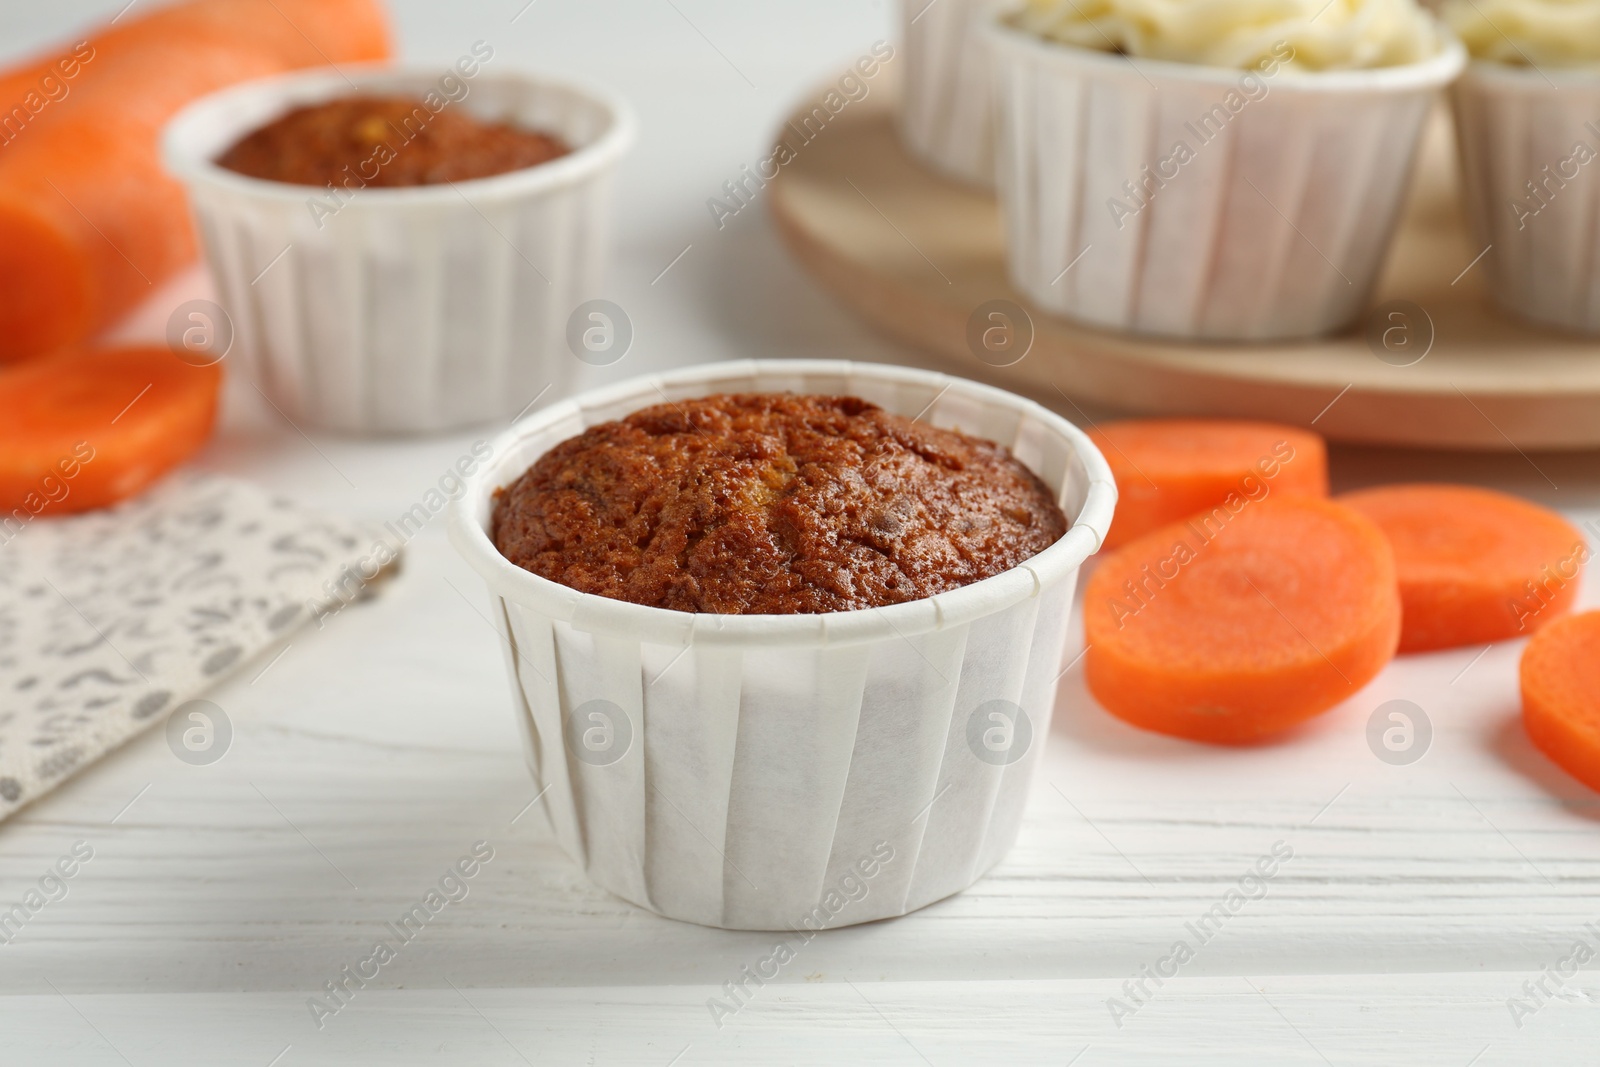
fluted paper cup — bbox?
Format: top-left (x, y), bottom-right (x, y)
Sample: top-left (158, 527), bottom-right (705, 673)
top-left (163, 65), bottom-right (634, 434)
top-left (450, 360), bottom-right (1115, 930)
top-left (986, 14), bottom-right (1465, 340)
top-left (1452, 63), bottom-right (1600, 333)
top-left (900, 0), bottom-right (998, 187)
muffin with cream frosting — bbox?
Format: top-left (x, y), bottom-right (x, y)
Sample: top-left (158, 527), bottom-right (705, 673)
top-left (1443, 0), bottom-right (1600, 331)
top-left (1443, 0), bottom-right (1600, 67)
top-left (985, 0), bottom-right (1463, 339)
top-left (1010, 0), bottom-right (1441, 70)
top-left (900, 0), bottom-right (999, 186)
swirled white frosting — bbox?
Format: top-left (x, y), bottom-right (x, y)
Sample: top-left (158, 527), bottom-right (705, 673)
top-left (1008, 0), bottom-right (1443, 71)
top-left (1442, 0), bottom-right (1600, 66)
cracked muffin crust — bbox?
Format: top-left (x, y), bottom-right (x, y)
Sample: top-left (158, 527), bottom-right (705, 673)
top-left (216, 95), bottom-right (569, 187)
top-left (491, 392), bottom-right (1068, 615)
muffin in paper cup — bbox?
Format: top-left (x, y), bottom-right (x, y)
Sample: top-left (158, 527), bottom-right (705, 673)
top-left (1445, 0), bottom-right (1600, 333)
top-left (900, 0), bottom-right (999, 187)
top-left (163, 64), bottom-right (634, 434)
top-left (449, 360), bottom-right (1115, 930)
top-left (985, 4), bottom-right (1465, 341)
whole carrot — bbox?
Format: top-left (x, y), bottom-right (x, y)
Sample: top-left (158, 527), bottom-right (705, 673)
top-left (0, 0), bottom-right (391, 362)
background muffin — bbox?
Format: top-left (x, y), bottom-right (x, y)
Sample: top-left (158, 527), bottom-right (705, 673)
top-left (1445, 0), bottom-right (1600, 332)
top-left (986, 0), bottom-right (1462, 340)
top-left (899, 0), bottom-right (998, 186)
top-left (1443, 0), bottom-right (1600, 66)
top-left (1010, 0), bottom-right (1440, 69)
top-left (164, 66), bottom-right (634, 433)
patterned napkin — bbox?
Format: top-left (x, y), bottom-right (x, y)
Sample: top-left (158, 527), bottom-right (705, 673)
top-left (0, 474), bottom-right (394, 821)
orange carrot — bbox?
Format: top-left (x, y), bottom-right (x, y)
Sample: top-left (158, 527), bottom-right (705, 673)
top-left (1087, 419), bottom-right (1328, 550)
top-left (0, 43), bottom-right (90, 130)
top-left (0, 0), bottom-right (391, 362)
top-left (1084, 497), bottom-right (1400, 743)
top-left (0, 346), bottom-right (221, 523)
top-left (1340, 484), bottom-right (1587, 653)
top-left (1522, 611), bottom-right (1600, 793)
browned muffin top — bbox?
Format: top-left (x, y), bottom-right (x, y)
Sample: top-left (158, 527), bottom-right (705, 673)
top-left (491, 393), bottom-right (1069, 615)
top-left (216, 95), bottom-right (569, 187)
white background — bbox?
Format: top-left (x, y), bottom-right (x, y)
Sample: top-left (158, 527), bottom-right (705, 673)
top-left (3, 1), bottom-right (1600, 1063)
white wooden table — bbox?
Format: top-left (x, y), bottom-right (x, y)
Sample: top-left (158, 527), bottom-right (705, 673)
top-left (4, 2), bottom-right (1600, 1063)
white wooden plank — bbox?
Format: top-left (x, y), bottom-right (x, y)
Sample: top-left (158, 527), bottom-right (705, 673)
top-left (2, 975), bottom-right (1595, 1066)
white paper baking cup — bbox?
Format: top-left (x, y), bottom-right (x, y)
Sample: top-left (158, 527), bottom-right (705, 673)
top-left (1452, 62), bottom-right (1600, 333)
top-left (900, 0), bottom-right (998, 187)
top-left (163, 65), bottom-right (634, 434)
top-left (985, 15), bottom-right (1465, 340)
top-left (450, 360), bottom-right (1115, 930)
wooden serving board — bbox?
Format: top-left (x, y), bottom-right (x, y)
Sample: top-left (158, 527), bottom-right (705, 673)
top-left (769, 68), bottom-right (1600, 451)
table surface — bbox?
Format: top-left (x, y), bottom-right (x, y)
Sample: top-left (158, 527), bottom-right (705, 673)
top-left (4, 2), bottom-right (1600, 1064)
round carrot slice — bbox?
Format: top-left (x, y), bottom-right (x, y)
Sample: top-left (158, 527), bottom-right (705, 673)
top-left (1340, 484), bottom-right (1587, 653)
top-left (0, 199), bottom-right (93, 361)
top-left (1088, 419), bottom-right (1328, 550)
top-left (1084, 497), bottom-right (1401, 744)
top-left (0, 346), bottom-right (221, 519)
top-left (1522, 612), bottom-right (1600, 792)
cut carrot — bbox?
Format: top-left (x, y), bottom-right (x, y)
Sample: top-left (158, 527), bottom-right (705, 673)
top-left (1340, 484), bottom-right (1587, 653)
top-left (0, 0), bottom-right (391, 362)
top-left (1084, 497), bottom-right (1400, 743)
top-left (1087, 419), bottom-right (1328, 550)
top-left (1522, 611), bottom-right (1600, 793)
top-left (0, 346), bottom-right (221, 520)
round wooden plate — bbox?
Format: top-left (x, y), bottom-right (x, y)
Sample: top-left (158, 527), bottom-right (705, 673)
top-left (768, 69), bottom-right (1600, 451)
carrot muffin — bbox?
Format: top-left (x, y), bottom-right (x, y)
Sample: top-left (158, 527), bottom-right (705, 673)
top-left (216, 95), bottom-right (569, 187)
top-left (491, 393), bottom-right (1069, 615)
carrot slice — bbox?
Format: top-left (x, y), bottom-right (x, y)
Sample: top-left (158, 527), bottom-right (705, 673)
top-left (1084, 497), bottom-right (1400, 743)
top-left (0, 0), bottom-right (391, 362)
top-left (0, 346), bottom-right (221, 522)
top-left (1088, 419), bottom-right (1328, 550)
top-left (1522, 611), bottom-right (1600, 793)
top-left (1340, 484), bottom-right (1587, 653)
